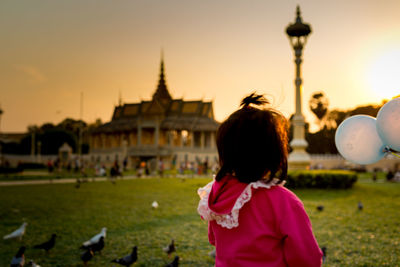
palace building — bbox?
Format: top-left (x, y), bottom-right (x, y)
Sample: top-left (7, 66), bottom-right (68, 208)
top-left (89, 57), bottom-right (219, 171)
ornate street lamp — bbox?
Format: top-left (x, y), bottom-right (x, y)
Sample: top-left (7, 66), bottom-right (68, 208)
top-left (285, 6), bottom-right (312, 170)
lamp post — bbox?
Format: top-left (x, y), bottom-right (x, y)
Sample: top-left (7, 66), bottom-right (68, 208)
top-left (285, 6), bottom-right (312, 170)
top-left (31, 129), bottom-right (36, 161)
top-left (0, 107), bottom-right (3, 166)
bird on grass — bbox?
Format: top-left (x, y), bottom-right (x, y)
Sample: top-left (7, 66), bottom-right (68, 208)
top-left (27, 260), bottom-right (41, 267)
top-left (163, 239), bottom-right (176, 256)
top-left (81, 236), bottom-right (104, 255)
top-left (81, 248), bottom-right (94, 266)
top-left (208, 249), bottom-right (216, 259)
top-left (4, 222), bottom-right (27, 241)
top-left (358, 201), bottom-right (364, 211)
top-left (33, 234), bottom-right (57, 253)
top-left (165, 255), bottom-right (179, 267)
top-left (321, 246), bottom-right (327, 263)
top-left (152, 201), bottom-right (159, 209)
top-left (81, 227), bottom-right (107, 248)
top-left (75, 179), bottom-right (81, 189)
top-left (111, 246), bottom-right (137, 267)
top-left (316, 205), bottom-right (324, 212)
top-left (10, 246), bottom-right (25, 267)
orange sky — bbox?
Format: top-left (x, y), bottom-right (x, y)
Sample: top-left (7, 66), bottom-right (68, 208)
top-left (1, 0), bottom-right (400, 132)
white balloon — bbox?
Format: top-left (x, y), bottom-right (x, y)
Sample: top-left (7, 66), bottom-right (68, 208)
top-left (376, 97), bottom-right (400, 151)
top-left (335, 115), bottom-right (386, 165)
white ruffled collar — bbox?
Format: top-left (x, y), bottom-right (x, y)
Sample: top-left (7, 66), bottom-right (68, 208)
top-left (197, 178), bottom-right (281, 229)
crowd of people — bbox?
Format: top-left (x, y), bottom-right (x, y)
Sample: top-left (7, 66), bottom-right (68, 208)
top-left (43, 156), bottom-right (219, 179)
top-left (385, 169), bottom-right (400, 182)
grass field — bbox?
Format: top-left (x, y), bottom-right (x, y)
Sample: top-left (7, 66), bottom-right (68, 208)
top-left (0, 174), bottom-right (399, 266)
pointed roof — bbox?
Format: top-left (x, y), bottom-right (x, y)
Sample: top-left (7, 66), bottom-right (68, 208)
top-left (92, 53), bottom-right (220, 133)
top-left (152, 54), bottom-right (172, 103)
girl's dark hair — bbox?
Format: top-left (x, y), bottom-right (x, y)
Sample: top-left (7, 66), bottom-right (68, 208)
top-left (215, 93), bottom-right (288, 183)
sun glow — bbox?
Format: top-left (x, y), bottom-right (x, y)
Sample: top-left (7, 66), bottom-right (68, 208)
top-left (367, 49), bottom-right (400, 100)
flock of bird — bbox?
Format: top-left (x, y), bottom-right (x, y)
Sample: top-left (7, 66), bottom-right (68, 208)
top-left (4, 224), bottom-right (179, 267)
top-left (315, 200), bottom-right (364, 263)
top-left (5, 199), bottom-right (363, 266)
top-left (316, 201), bottom-right (364, 213)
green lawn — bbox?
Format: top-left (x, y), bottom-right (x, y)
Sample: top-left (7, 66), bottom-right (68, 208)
top-left (0, 175), bottom-right (399, 266)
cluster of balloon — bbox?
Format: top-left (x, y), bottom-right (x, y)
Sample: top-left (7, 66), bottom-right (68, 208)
top-left (335, 97), bottom-right (400, 165)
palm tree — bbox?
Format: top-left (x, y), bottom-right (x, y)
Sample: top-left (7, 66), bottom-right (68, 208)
top-left (309, 92), bottom-right (329, 129)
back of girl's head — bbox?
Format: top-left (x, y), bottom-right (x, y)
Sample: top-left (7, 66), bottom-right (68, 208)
top-left (215, 93), bottom-right (288, 183)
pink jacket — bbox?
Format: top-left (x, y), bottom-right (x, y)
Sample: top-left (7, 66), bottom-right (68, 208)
top-left (197, 175), bottom-right (322, 267)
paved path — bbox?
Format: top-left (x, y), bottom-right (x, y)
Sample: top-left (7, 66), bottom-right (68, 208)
top-left (0, 176), bottom-right (137, 186)
top-left (0, 174), bottom-right (210, 187)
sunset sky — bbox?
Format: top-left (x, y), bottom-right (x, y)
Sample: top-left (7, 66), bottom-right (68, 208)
top-left (1, 0), bottom-right (400, 132)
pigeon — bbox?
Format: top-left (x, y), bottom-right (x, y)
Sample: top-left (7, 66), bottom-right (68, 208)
top-left (81, 236), bottom-right (104, 254)
top-left (27, 260), bottom-right (41, 267)
top-left (208, 249), bottom-right (216, 258)
top-left (358, 201), bottom-right (364, 211)
top-left (4, 222), bottom-right (27, 240)
top-left (82, 227), bottom-right (107, 247)
top-left (33, 234), bottom-right (57, 253)
top-left (10, 246), bottom-right (25, 267)
top-left (75, 179), bottom-right (81, 189)
top-left (165, 255), bottom-right (179, 267)
top-left (163, 239), bottom-right (176, 256)
top-left (152, 201), bottom-right (159, 209)
top-left (316, 205), bottom-right (324, 212)
top-left (321, 246), bottom-right (327, 263)
top-left (111, 246), bottom-right (137, 267)
top-left (81, 248), bottom-right (94, 266)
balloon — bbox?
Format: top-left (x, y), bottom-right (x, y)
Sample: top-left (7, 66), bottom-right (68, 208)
top-left (335, 115), bottom-right (386, 165)
top-left (376, 97), bottom-right (400, 151)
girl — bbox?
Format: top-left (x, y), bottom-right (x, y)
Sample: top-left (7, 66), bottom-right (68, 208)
top-left (197, 93), bottom-right (322, 267)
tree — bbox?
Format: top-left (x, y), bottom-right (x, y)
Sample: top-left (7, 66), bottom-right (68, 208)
top-left (38, 129), bottom-right (77, 155)
top-left (3, 118), bottom-right (92, 155)
top-left (306, 128), bottom-right (338, 154)
top-left (309, 92), bottom-right (329, 129)
top-left (325, 110), bottom-right (347, 129)
top-left (301, 102), bottom-right (385, 154)
top-left (40, 123), bottom-right (56, 131)
top-left (57, 118), bottom-right (88, 154)
top-left (325, 103), bottom-right (382, 130)
top-left (57, 118), bottom-right (87, 135)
